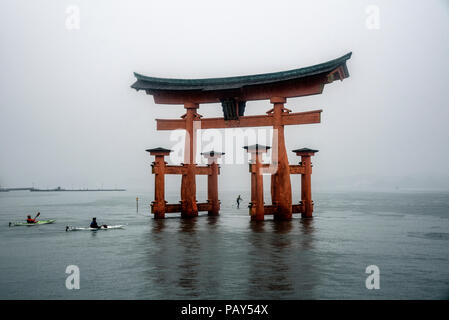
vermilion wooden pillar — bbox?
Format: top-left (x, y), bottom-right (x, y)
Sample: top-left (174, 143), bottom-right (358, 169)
top-left (146, 147), bottom-right (172, 219)
top-left (181, 102), bottom-right (200, 218)
top-left (293, 148), bottom-right (318, 218)
top-left (201, 151), bottom-right (224, 216)
top-left (245, 144), bottom-right (270, 221)
top-left (269, 97), bottom-right (293, 220)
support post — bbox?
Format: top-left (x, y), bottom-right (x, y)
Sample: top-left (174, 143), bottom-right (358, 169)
top-left (201, 151), bottom-right (224, 216)
top-left (146, 147), bottom-right (172, 219)
top-left (244, 144), bottom-right (270, 221)
top-left (181, 103), bottom-right (200, 218)
top-left (269, 97), bottom-right (292, 220)
top-left (292, 148), bottom-right (318, 218)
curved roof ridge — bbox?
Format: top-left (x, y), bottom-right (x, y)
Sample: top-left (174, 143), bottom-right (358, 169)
top-left (132, 52), bottom-right (352, 91)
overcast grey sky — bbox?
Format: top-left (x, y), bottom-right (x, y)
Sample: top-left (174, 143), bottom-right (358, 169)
top-left (1, 0), bottom-right (448, 192)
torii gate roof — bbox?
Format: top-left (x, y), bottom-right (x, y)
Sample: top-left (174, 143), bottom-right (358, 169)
top-left (131, 52), bottom-right (351, 104)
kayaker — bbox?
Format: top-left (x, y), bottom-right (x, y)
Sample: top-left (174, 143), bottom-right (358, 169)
top-left (236, 195), bottom-right (242, 209)
top-left (26, 212), bottom-right (39, 224)
top-left (90, 217), bottom-right (107, 229)
top-left (90, 217), bottom-right (100, 229)
top-left (26, 215), bottom-right (36, 223)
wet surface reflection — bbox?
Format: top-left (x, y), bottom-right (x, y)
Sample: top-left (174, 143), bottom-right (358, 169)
top-left (141, 213), bottom-right (322, 298)
top-left (176, 218), bottom-right (200, 296)
top-left (245, 218), bottom-right (320, 298)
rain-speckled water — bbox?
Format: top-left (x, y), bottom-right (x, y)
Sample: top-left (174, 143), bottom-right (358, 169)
top-left (0, 190), bottom-right (448, 299)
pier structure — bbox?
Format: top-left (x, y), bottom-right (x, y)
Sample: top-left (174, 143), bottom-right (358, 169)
top-left (133, 52), bottom-right (352, 220)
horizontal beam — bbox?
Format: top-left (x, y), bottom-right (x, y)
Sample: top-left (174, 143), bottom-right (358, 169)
top-left (197, 202), bottom-right (213, 212)
top-left (195, 166), bottom-right (212, 175)
top-left (250, 163), bottom-right (276, 175)
top-left (165, 165), bottom-right (185, 174)
top-left (165, 203), bottom-right (182, 213)
top-left (156, 109), bottom-right (321, 131)
top-left (157, 119), bottom-right (185, 130)
top-left (289, 165), bottom-right (306, 175)
top-left (281, 110), bottom-right (322, 126)
top-left (253, 164), bottom-right (309, 175)
top-left (155, 202), bottom-right (212, 214)
top-left (252, 164), bottom-right (305, 175)
top-left (263, 205), bottom-right (277, 215)
top-left (264, 204), bottom-right (305, 214)
top-left (292, 204), bottom-right (304, 213)
top-left (165, 165), bottom-right (213, 175)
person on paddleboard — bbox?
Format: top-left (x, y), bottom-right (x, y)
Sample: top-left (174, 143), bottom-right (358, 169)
top-left (236, 195), bottom-right (242, 209)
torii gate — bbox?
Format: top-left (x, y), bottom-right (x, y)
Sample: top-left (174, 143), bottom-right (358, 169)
top-left (132, 52), bottom-right (352, 220)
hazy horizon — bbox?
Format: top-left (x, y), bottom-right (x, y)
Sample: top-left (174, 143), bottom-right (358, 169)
top-left (1, 0), bottom-right (448, 193)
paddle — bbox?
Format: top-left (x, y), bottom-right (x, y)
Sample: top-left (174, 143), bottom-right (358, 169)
top-left (34, 212), bottom-right (40, 222)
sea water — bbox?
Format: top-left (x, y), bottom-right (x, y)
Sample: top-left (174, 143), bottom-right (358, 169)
top-left (0, 190), bottom-right (448, 299)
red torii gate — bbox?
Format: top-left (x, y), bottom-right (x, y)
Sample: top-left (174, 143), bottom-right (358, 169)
top-left (132, 52), bottom-right (352, 220)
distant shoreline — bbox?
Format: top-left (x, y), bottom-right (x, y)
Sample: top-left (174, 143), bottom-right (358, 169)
top-left (0, 187), bottom-right (126, 192)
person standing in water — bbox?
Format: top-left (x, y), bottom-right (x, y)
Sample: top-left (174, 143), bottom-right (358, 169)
top-left (236, 195), bottom-right (242, 209)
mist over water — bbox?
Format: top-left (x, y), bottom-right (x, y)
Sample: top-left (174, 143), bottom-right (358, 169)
top-left (1, 0), bottom-right (449, 191)
top-left (1, 190), bottom-right (448, 299)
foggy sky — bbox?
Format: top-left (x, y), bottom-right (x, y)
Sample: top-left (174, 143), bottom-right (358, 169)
top-left (1, 0), bottom-right (448, 192)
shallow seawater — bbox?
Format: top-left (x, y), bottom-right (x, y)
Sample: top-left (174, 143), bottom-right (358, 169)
top-left (0, 190), bottom-right (448, 299)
